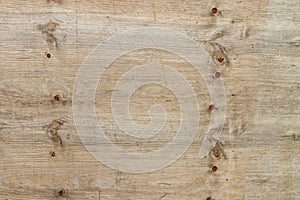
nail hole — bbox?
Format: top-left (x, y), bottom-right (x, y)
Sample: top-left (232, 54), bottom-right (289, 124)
top-left (211, 7), bottom-right (218, 14)
top-left (214, 71), bottom-right (221, 78)
top-left (206, 197), bottom-right (212, 200)
top-left (212, 165), bottom-right (218, 172)
top-left (208, 104), bottom-right (215, 111)
top-left (46, 53), bottom-right (51, 58)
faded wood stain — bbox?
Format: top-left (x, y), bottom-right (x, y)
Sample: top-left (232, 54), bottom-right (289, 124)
top-left (0, 0), bottom-right (299, 199)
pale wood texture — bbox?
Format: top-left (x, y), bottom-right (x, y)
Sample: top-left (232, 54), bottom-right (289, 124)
top-left (0, 0), bottom-right (299, 199)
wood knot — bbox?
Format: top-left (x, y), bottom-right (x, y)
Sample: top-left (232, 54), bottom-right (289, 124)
top-left (53, 94), bottom-right (61, 102)
top-left (214, 71), bottom-right (221, 78)
top-left (50, 150), bottom-right (56, 157)
top-left (38, 21), bottom-right (59, 33)
top-left (45, 119), bottom-right (65, 146)
top-left (208, 104), bottom-right (215, 111)
top-left (38, 21), bottom-right (59, 48)
top-left (46, 52), bottom-right (51, 58)
top-left (217, 57), bottom-right (224, 63)
top-left (51, 92), bottom-right (68, 104)
top-left (211, 165), bottom-right (218, 172)
top-left (210, 141), bottom-right (227, 159)
top-left (55, 188), bottom-right (68, 197)
top-left (214, 50), bottom-right (229, 66)
top-left (212, 146), bottom-right (221, 158)
top-left (211, 7), bottom-right (218, 14)
top-left (209, 42), bottom-right (230, 67)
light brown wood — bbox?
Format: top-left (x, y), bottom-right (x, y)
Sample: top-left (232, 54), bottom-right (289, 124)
top-left (0, 0), bottom-right (299, 199)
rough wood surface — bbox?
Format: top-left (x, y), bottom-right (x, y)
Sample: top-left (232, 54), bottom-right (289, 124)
top-left (0, 0), bottom-right (299, 199)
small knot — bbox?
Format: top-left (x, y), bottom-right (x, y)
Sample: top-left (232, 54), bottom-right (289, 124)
top-left (50, 150), bottom-right (56, 157)
top-left (211, 165), bottom-right (218, 172)
top-left (214, 71), bottom-right (221, 78)
top-left (208, 104), bottom-right (215, 111)
top-left (53, 94), bottom-right (61, 102)
top-left (211, 7), bottom-right (218, 14)
top-left (55, 188), bottom-right (68, 197)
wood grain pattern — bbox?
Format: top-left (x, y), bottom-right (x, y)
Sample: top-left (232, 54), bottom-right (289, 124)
top-left (0, 0), bottom-right (299, 199)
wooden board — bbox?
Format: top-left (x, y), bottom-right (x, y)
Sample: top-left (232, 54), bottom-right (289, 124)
top-left (0, 0), bottom-right (299, 199)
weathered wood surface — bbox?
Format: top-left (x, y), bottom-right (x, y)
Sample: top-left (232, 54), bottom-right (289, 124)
top-left (0, 0), bottom-right (299, 199)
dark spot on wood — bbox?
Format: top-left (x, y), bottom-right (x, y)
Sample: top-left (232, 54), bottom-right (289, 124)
top-left (47, 0), bottom-right (62, 3)
top-left (206, 196), bottom-right (212, 200)
top-left (211, 7), bottom-right (218, 14)
top-left (55, 188), bottom-right (68, 197)
top-left (53, 94), bottom-right (61, 102)
top-left (231, 94), bottom-right (236, 96)
top-left (226, 178), bottom-right (229, 181)
top-left (214, 71), bottom-right (221, 78)
top-left (212, 165), bottom-right (218, 172)
top-left (50, 151), bottom-right (56, 157)
top-left (217, 57), bottom-right (224, 63)
top-left (208, 104), bottom-right (215, 111)
top-left (58, 189), bottom-right (64, 196)
top-left (46, 53), bottom-right (51, 58)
